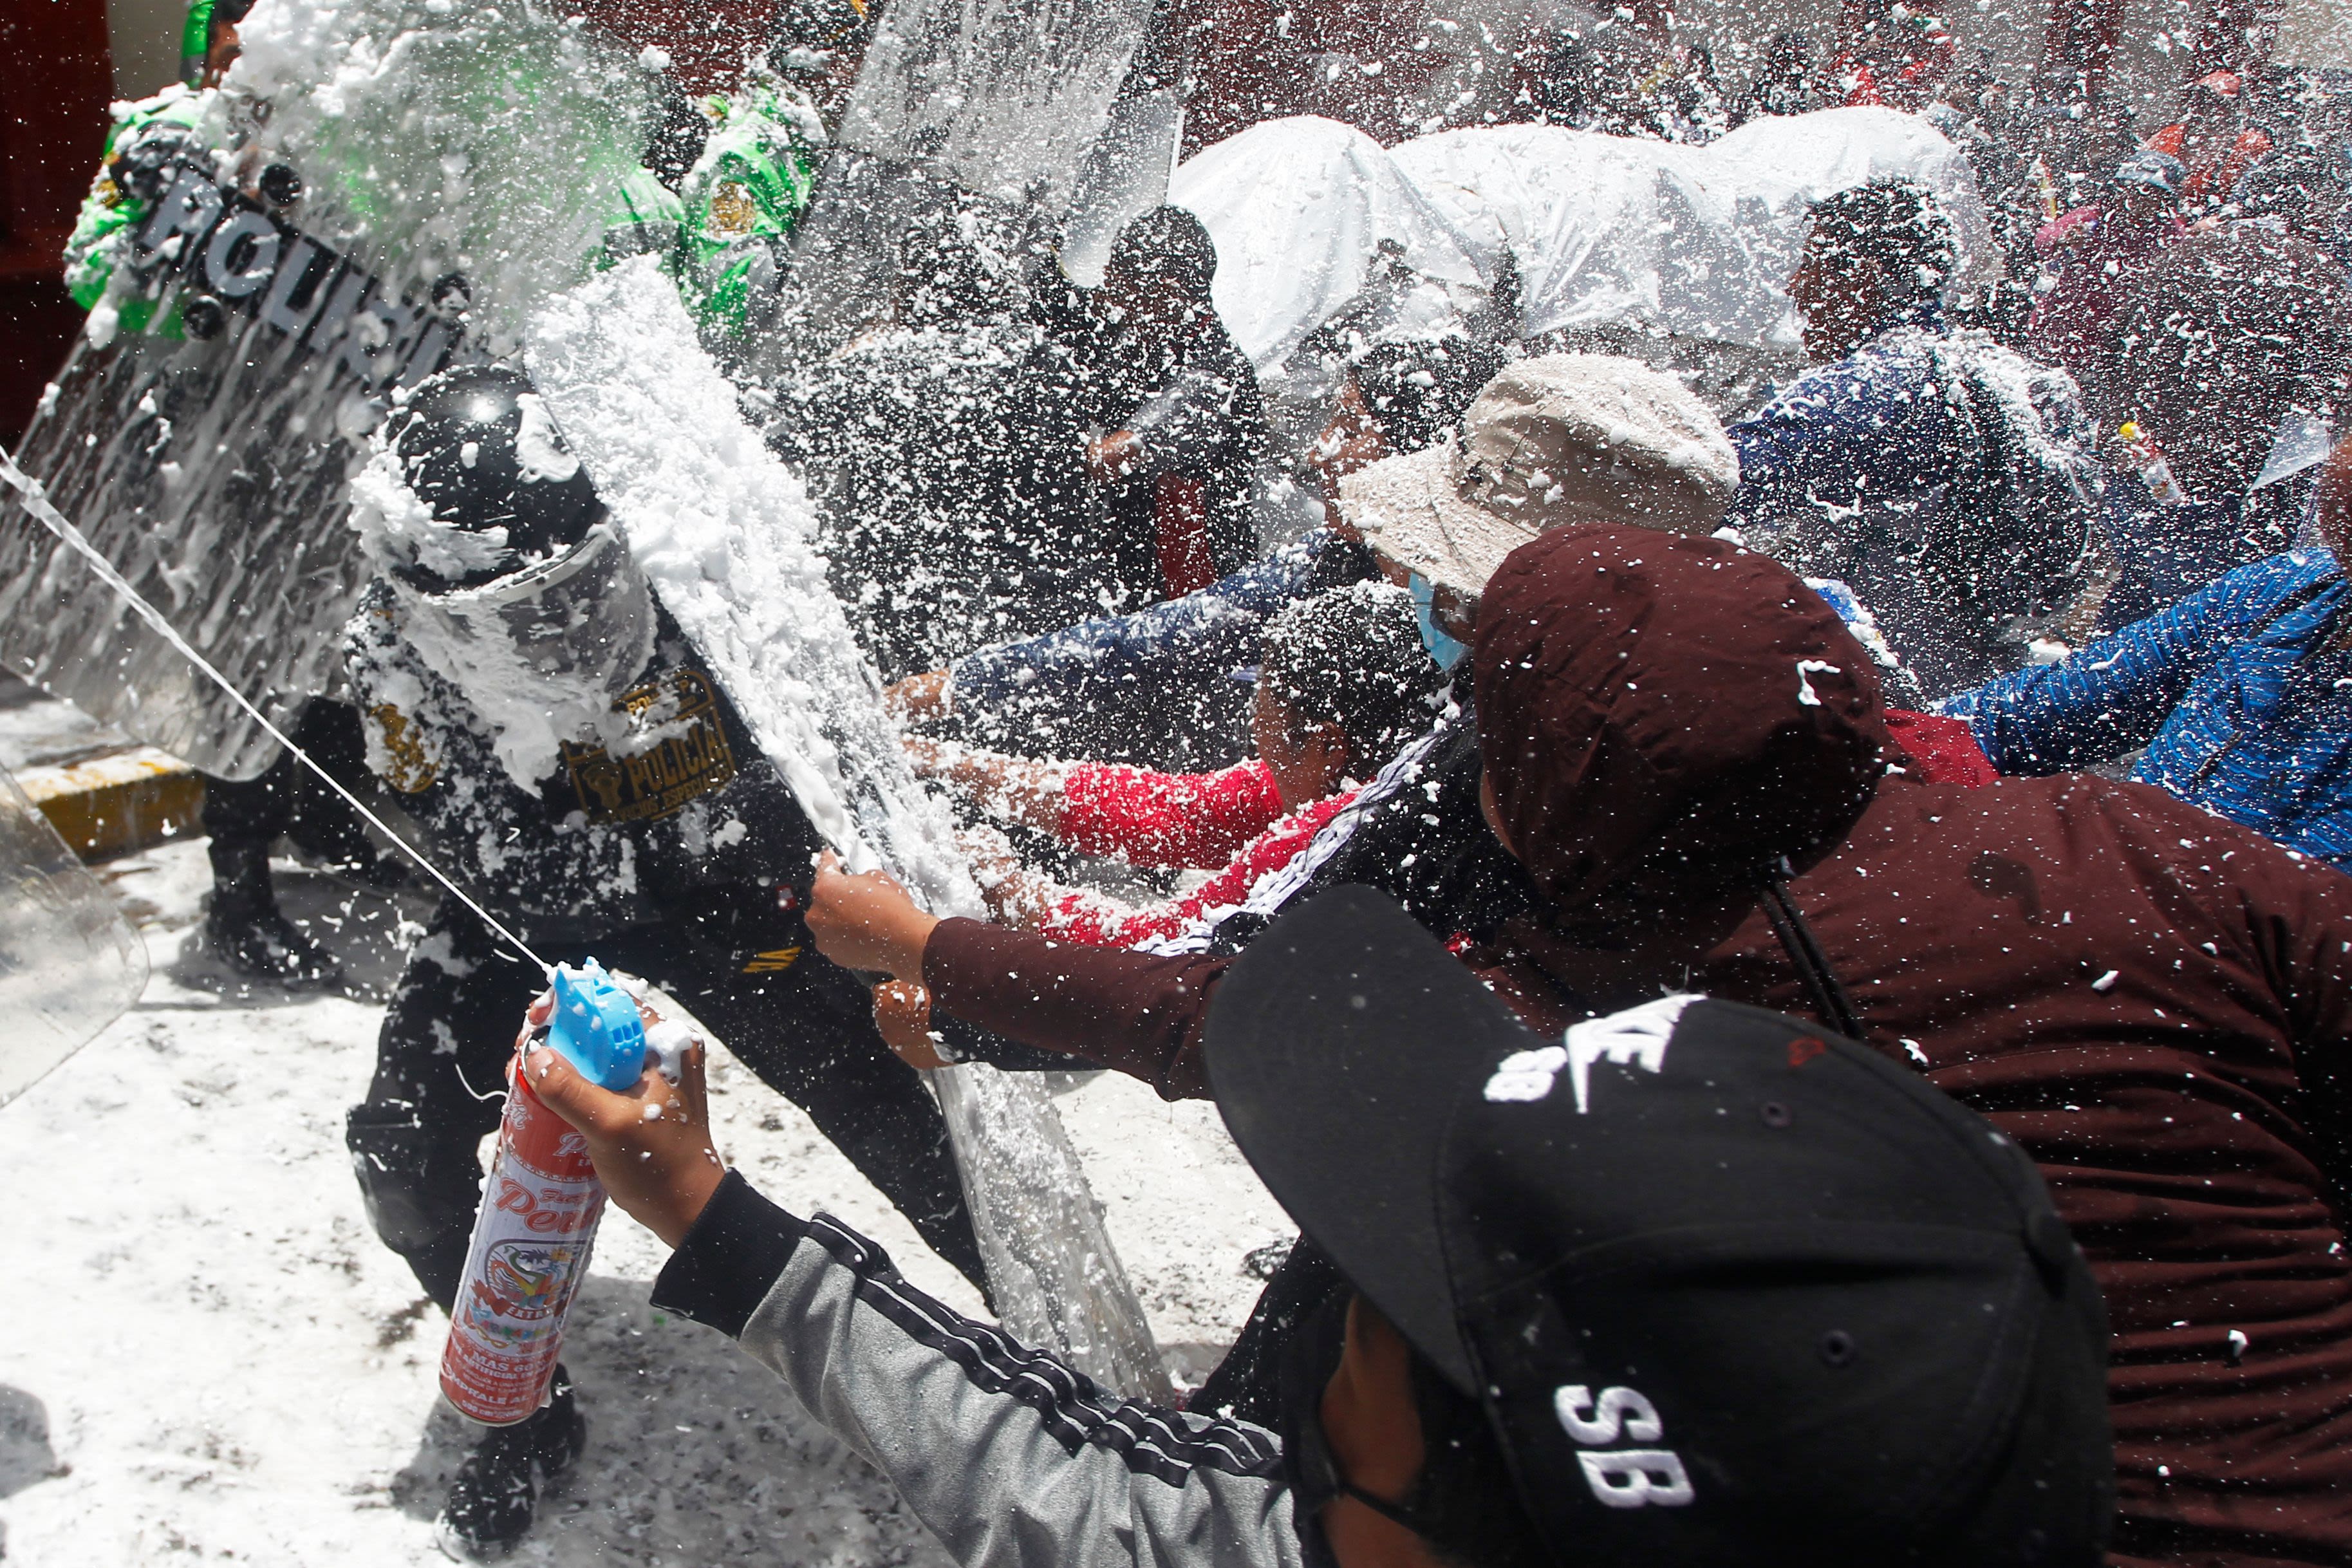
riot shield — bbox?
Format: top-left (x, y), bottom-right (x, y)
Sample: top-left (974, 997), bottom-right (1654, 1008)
top-left (714, 0), bottom-right (1173, 1390)
top-left (0, 318), bottom-right (383, 780)
top-left (0, 761), bottom-right (147, 1107)
top-left (1058, 87), bottom-right (1186, 288)
top-left (841, 0), bottom-right (1159, 205)
top-left (530, 258), bottom-right (1170, 1399)
top-left (0, 1), bottom-right (644, 779)
top-left (750, 0), bottom-right (1159, 365)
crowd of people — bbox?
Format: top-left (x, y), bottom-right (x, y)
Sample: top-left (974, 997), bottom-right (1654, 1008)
top-left (43, 1), bottom-right (2352, 1566)
top-left (761, 35), bottom-right (2352, 1568)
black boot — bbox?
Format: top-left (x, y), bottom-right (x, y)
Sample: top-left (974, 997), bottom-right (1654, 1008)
top-left (434, 1368), bottom-right (584, 1561)
top-left (528, 1364), bottom-right (588, 1480)
top-left (204, 837), bottom-right (341, 989)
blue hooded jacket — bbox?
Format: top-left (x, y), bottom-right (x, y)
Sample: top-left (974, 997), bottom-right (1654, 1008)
top-left (1944, 548), bottom-right (2352, 870)
top-left (1728, 313), bottom-right (2105, 700)
top-left (943, 532), bottom-right (1375, 769)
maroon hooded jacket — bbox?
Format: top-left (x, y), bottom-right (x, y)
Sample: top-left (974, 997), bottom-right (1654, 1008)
top-left (924, 524), bottom-right (2352, 1566)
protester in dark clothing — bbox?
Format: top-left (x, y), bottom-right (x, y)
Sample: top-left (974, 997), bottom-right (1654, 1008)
top-left (2025, 149), bottom-right (2187, 426)
top-left (1730, 30), bottom-right (1815, 125)
top-left (810, 519), bottom-right (2352, 1568)
top-left (788, 223), bottom-right (1104, 680)
top-left (1927, 66), bottom-right (2046, 346)
top-left (1533, 8), bottom-right (1725, 143)
top-left (2230, 138), bottom-right (2352, 265)
top-left (1081, 207), bottom-right (1271, 602)
top-left (881, 332), bottom-right (1486, 774)
top-left (2095, 227), bottom-right (2352, 630)
top-left (526, 888), bottom-right (2114, 1568)
top-left (1727, 178), bottom-right (2109, 697)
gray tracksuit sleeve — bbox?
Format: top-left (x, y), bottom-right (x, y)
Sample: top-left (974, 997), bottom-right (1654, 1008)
top-left (651, 1173), bottom-right (1300, 1568)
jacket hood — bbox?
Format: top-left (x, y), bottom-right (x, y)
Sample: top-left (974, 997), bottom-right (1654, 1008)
top-left (1472, 524), bottom-right (1894, 908)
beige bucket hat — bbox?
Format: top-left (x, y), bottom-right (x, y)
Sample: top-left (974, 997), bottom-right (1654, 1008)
top-left (1339, 353), bottom-right (1741, 606)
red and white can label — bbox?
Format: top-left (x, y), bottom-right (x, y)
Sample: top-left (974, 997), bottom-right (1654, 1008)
top-left (439, 1065), bottom-right (607, 1425)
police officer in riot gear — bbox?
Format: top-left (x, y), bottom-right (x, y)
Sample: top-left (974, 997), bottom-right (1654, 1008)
top-left (340, 366), bottom-right (987, 1557)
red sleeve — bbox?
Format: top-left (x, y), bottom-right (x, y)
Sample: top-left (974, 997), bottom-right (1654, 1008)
top-left (1056, 759), bottom-right (1289, 869)
top-left (2033, 206), bottom-right (2100, 257)
top-left (1885, 709), bottom-right (1999, 787)
top-left (1041, 794), bottom-right (1354, 949)
top-left (922, 917), bottom-right (1226, 1099)
top-left (1036, 886), bottom-right (1134, 947)
top-left (1155, 472), bottom-right (1216, 597)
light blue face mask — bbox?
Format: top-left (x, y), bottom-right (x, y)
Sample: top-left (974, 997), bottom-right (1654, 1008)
top-left (1408, 572), bottom-right (1470, 672)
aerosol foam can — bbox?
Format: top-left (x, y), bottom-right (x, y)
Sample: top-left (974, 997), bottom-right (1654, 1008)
top-left (440, 960), bottom-right (647, 1425)
top-left (2119, 421), bottom-right (2190, 507)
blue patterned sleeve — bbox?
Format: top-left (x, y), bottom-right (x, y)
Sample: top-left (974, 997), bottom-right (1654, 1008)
top-left (949, 542), bottom-right (1320, 714)
top-left (1941, 560), bottom-right (2302, 774)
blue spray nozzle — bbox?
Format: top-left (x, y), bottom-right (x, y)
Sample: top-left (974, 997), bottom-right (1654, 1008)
top-left (544, 959), bottom-right (649, 1091)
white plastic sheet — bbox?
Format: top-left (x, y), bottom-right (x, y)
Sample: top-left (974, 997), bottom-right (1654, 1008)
top-left (1170, 115), bottom-right (1486, 371)
top-left (1397, 107), bottom-right (1999, 350)
top-left (1393, 124), bottom-right (1786, 344)
top-left (1176, 107), bottom-right (1997, 369)
top-left (0, 763), bottom-right (146, 1107)
top-left (1708, 107), bottom-right (2001, 297)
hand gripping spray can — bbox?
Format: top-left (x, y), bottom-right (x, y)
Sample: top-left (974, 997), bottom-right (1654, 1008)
top-left (440, 960), bottom-right (647, 1425)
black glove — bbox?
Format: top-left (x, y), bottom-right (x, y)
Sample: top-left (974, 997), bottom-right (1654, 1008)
top-left (111, 123), bottom-right (199, 203)
top-left (1123, 366), bottom-right (1233, 479)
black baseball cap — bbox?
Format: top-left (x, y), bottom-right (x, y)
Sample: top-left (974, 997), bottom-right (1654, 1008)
top-left (1202, 886), bottom-right (2113, 1567)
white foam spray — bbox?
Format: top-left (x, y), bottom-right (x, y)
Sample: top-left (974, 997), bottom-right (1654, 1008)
top-left (527, 258), bottom-right (1171, 1398)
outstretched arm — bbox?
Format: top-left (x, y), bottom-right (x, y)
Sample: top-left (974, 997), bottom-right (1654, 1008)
top-left (528, 1052), bottom-right (1299, 1568)
top-left (804, 854), bottom-right (1227, 1098)
top-left (905, 737), bottom-right (1070, 835)
top-left (1941, 556), bottom-right (2319, 775)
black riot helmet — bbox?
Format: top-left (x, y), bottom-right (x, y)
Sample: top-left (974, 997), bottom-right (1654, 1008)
top-left (768, 0), bottom-right (875, 77)
top-left (387, 365), bottom-right (604, 589)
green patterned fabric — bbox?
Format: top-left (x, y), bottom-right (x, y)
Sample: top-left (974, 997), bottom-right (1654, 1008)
top-left (675, 84), bottom-right (821, 336)
top-left (62, 88), bottom-right (210, 340)
top-left (600, 164), bottom-right (688, 274)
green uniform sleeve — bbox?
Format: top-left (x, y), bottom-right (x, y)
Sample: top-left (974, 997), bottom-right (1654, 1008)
top-left (599, 165), bottom-right (687, 274)
top-left (678, 88), bottom-right (821, 335)
top-left (63, 88), bottom-right (207, 335)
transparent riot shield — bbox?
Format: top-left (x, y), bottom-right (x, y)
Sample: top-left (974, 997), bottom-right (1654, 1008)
top-left (715, 0), bottom-right (1173, 1390)
top-left (1058, 87), bottom-right (1185, 288)
top-left (933, 1064), bottom-right (1173, 1399)
top-left (840, 0), bottom-right (1158, 205)
top-left (531, 259), bottom-right (1170, 1398)
top-left (0, 0), bottom-right (644, 779)
top-left (0, 762), bottom-right (147, 1107)
top-left (0, 322), bottom-right (375, 780)
top-left (747, 0), bottom-right (1159, 368)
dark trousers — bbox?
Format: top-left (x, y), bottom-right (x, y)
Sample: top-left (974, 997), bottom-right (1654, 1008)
top-left (201, 700), bottom-right (377, 907)
top-left (346, 899), bottom-right (987, 1311)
